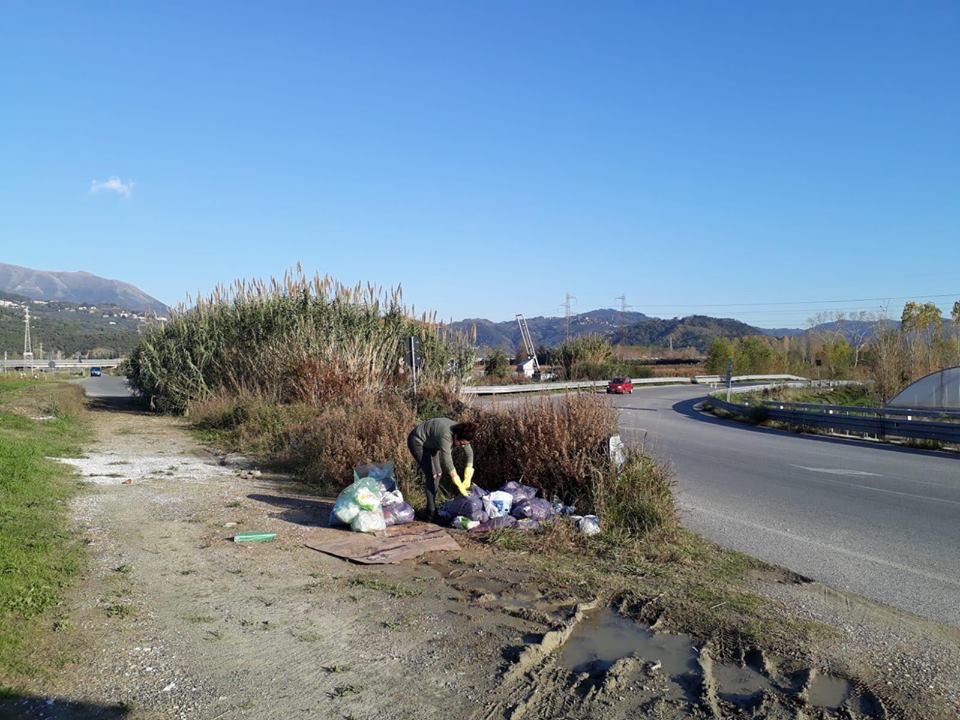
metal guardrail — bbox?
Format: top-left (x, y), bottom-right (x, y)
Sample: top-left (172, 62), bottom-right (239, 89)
top-left (0, 358), bottom-right (124, 370)
top-left (462, 374), bottom-right (813, 396)
top-left (706, 395), bottom-right (960, 445)
top-left (692, 374), bottom-right (808, 384)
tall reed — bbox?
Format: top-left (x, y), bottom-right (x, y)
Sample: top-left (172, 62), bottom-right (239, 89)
top-left (126, 266), bottom-right (474, 412)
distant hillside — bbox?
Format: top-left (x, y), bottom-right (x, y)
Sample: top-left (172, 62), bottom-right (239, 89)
top-left (612, 315), bottom-right (762, 352)
top-left (0, 292), bottom-right (158, 357)
top-left (760, 327), bottom-right (806, 338)
top-left (450, 309), bottom-right (650, 350)
top-left (0, 262), bottom-right (168, 314)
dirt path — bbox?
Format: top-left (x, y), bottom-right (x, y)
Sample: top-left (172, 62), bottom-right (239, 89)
top-left (4, 406), bottom-right (959, 719)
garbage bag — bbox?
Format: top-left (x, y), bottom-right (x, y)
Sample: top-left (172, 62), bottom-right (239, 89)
top-left (577, 515), bottom-right (601, 536)
top-left (470, 515), bottom-right (518, 532)
top-left (451, 515), bottom-right (480, 530)
top-left (439, 494), bottom-right (488, 523)
top-left (332, 476), bottom-right (383, 526)
top-left (383, 502), bottom-right (415, 526)
top-left (510, 497), bottom-right (555, 521)
top-left (330, 501), bottom-right (358, 526)
top-left (499, 481), bottom-right (537, 502)
top-left (380, 489), bottom-right (404, 506)
top-left (354, 461), bottom-right (396, 483)
top-left (354, 461), bottom-right (398, 494)
top-left (515, 518), bottom-right (543, 531)
top-left (351, 509), bottom-right (386, 533)
top-left (482, 490), bottom-right (513, 519)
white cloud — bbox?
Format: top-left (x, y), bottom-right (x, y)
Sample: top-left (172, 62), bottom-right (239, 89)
top-left (90, 176), bottom-right (135, 198)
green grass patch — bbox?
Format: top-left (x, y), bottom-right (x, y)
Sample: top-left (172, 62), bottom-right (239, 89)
top-left (0, 378), bottom-right (91, 678)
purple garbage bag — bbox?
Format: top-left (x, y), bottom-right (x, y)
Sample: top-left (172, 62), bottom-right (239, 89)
top-left (383, 502), bottom-right (415, 526)
top-left (469, 515), bottom-right (518, 533)
top-left (510, 498), bottom-right (555, 521)
top-left (515, 518), bottom-right (543, 531)
top-left (499, 481), bottom-right (537, 503)
top-left (439, 495), bottom-right (488, 523)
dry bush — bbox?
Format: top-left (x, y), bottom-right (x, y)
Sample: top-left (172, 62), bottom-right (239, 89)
top-left (287, 393), bottom-right (418, 495)
top-left (470, 393), bottom-right (677, 538)
top-left (469, 393), bottom-right (618, 505)
top-left (190, 392), bottom-right (314, 455)
top-left (282, 358), bottom-right (369, 406)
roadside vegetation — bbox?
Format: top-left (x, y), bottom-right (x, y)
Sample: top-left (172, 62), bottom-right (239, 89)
top-left (736, 384), bottom-right (879, 408)
top-left (705, 301), bottom-right (960, 403)
top-left (0, 378), bottom-right (90, 679)
top-left (126, 270), bottom-right (678, 539)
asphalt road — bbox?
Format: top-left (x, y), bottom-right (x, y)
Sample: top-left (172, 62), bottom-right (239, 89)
top-left (609, 385), bottom-right (960, 627)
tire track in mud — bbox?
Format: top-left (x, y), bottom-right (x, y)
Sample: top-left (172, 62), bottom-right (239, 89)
top-left (473, 600), bottom-right (891, 720)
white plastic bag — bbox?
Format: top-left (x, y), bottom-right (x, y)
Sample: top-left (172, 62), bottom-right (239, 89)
top-left (381, 489), bottom-right (404, 506)
top-left (355, 487), bottom-right (380, 511)
top-left (331, 476), bottom-right (383, 529)
top-left (577, 515), bottom-right (601, 536)
top-left (482, 490), bottom-right (513, 519)
top-left (351, 509), bottom-right (387, 533)
top-left (333, 499), bottom-right (360, 525)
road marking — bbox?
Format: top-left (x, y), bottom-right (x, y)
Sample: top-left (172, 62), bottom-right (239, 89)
top-left (689, 505), bottom-right (960, 589)
top-left (791, 465), bottom-right (882, 477)
top-left (789, 467), bottom-right (960, 508)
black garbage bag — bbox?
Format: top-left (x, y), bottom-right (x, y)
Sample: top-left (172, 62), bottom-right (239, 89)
top-left (383, 502), bottom-right (415, 526)
top-left (469, 515), bottom-right (518, 532)
top-left (499, 481), bottom-right (537, 503)
top-left (510, 498), bottom-right (556, 521)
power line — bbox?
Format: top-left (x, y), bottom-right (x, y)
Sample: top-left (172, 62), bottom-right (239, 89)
top-left (631, 292), bottom-right (960, 309)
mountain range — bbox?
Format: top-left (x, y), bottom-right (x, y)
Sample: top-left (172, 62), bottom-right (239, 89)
top-left (0, 263), bottom-right (168, 314)
top-left (449, 310), bottom-right (899, 353)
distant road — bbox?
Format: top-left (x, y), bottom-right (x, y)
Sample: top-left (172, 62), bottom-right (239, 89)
top-left (610, 385), bottom-right (960, 627)
top-left (76, 374), bottom-right (135, 399)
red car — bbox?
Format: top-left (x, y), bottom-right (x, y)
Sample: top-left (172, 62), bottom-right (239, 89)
top-left (607, 377), bottom-right (633, 394)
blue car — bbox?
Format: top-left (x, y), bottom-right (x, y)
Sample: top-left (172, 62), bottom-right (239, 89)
top-left (90, 367), bottom-right (102, 377)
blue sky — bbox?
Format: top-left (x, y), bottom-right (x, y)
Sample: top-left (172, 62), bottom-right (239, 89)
top-left (2, 1), bottom-right (958, 327)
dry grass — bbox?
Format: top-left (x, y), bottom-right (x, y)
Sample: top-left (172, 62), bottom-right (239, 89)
top-left (468, 393), bottom-right (676, 537)
top-left (469, 393), bottom-right (618, 507)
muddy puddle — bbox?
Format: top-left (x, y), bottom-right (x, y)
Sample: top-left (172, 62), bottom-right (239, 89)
top-left (559, 608), bottom-right (697, 677)
top-left (554, 608), bottom-right (876, 716)
top-left (808, 673), bottom-right (853, 709)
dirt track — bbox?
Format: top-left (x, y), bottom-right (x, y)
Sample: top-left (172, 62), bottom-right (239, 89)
top-left (3, 406), bottom-right (959, 719)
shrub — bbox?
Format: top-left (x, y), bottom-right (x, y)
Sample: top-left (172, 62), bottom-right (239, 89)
top-left (484, 349), bottom-right (511, 379)
top-left (470, 394), bottom-right (676, 538)
top-left (469, 393), bottom-right (618, 506)
top-left (413, 381), bottom-right (467, 421)
top-left (286, 393), bottom-right (418, 495)
top-left (592, 451), bottom-right (676, 537)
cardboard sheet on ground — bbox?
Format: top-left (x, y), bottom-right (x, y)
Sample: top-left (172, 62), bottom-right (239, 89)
top-left (305, 522), bottom-right (460, 564)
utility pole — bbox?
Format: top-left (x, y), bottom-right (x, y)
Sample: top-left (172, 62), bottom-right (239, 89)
top-left (615, 295), bottom-right (631, 313)
top-left (23, 308), bottom-right (33, 362)
top-left (563, 292), bottom-right (576, 342)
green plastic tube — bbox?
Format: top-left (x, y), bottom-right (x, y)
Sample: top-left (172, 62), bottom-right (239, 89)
top-left (233, 532), bottom-right (277, 542)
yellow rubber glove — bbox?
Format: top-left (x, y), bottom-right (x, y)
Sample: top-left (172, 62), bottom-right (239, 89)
top-left (451, 473), bottom-right (468, 497)
top-left (463, 465), bottom-right (474, 490)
